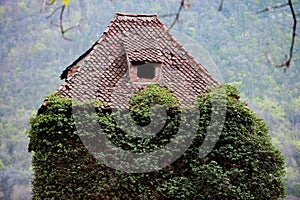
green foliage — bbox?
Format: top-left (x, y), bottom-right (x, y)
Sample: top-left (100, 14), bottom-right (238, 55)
top-left (129, 84), bottom-right (180, 126)
top-left (29, 85), bottom-right (286, 199)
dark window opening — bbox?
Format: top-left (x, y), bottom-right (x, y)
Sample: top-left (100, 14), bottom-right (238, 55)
top-left (136, 63), bottom-right (156, 79)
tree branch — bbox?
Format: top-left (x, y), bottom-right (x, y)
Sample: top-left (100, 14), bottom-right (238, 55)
top-left (218, 0), bottom-right (225, 12)
top-left (256, 2), bottom-right (289, 14)
top-left (169, 0), bottom-right (185, 30)
top-left (264, 0), bottom-right (297, 70)
top-left (256, 2), bottom-right (297, 14)
top-left (42, 1), bottom-right (82, 41)
top-left (218, 1), bottom-right (298, 70)
top-left (160, 0), bottom-right (190, 29)
top-left (160, 13), bottom-right (178, 18)
top-left (46, 5), bottom-right (63, 19)
top-left (276, 0), bottom-right (297, 69)
top-left (59, 5), bottom-right (72, 41)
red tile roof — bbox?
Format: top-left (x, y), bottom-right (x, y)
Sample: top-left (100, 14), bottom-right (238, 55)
top-left (56, 13), bottom-right (219, 108)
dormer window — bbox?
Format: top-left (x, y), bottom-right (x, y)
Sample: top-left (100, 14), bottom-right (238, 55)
top-left (137, 63), bottom-right (156, 79)
top-left (129, 61), bottom-right (161, 83)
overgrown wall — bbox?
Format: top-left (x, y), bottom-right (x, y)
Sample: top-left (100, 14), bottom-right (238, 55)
top-left (28, 85), bottom-right (285, 199)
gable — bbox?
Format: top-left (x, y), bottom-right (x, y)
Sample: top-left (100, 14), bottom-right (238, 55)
top-left (57, 13), bottom-right (219, 108)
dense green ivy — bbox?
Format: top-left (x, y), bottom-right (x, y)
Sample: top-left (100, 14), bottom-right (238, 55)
top-left (28, 84), bottom-right (285, 199)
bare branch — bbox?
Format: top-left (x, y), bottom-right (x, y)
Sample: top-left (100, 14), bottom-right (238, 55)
top-left (160, 13), bottom-right (178, 18)
top-left (40, 0), bottom-right (56, 13)
top-left (49, 6), bottom-right (73, 41)
top-left (64, 20), bottom-right (83, 34)
top-left (276, 0), bottom-right (297, 69)
top-left (46, 6), bottom-right (63, 19)
top-left (169, 0), bottom-right (185, 29)
top-left (59, 6), bottom-right (72, 41)
top-left (160, 0), bottom-right (189, 29)
top-left (40, 0), bottom-right (47, 13)
top-left (259, 1), bottom-right (297, 71)
top-left (256, 2), bottom-right (289, 14)
top-left (218, 0), bottom-right (225, 12)
top-left (256, 2), bottom-right (300, 14)
top-left (42, 1), bottom-right (83, 41)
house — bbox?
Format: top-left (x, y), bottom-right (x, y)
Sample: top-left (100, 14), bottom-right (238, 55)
top-left (56, 12), bottom-right (219, 108)
top-left (30, 13), bottom-right (286, 199)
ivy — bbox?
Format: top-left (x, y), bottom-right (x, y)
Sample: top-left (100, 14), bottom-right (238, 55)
top-left (28, 84), bottom-right (286, 199)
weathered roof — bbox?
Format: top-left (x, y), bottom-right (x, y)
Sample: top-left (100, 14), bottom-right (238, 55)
top-left (56, 13), bottom-right (219, 108)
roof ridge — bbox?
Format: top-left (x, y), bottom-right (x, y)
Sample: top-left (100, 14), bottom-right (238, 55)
top-left (115, 12), bottom-right (157, 17)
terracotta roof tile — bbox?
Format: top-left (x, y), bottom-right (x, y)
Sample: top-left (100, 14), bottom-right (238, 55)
top-left (57, 13), bottom-right (219, 108)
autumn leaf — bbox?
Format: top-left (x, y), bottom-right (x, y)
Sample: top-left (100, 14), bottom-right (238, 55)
top-left (61, 0), bottom-right (70, 6)
top-left (45, 0), bottom-right (56, 6)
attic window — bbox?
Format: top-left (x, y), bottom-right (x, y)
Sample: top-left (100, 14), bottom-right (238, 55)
top-left (137, 63), bottom-right (156, 79)
top-left (129, 61), bottom-right (161, 83)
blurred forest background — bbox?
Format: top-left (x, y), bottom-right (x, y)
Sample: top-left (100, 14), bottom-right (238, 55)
top-left (0, 0), bottom-right (299, 199)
